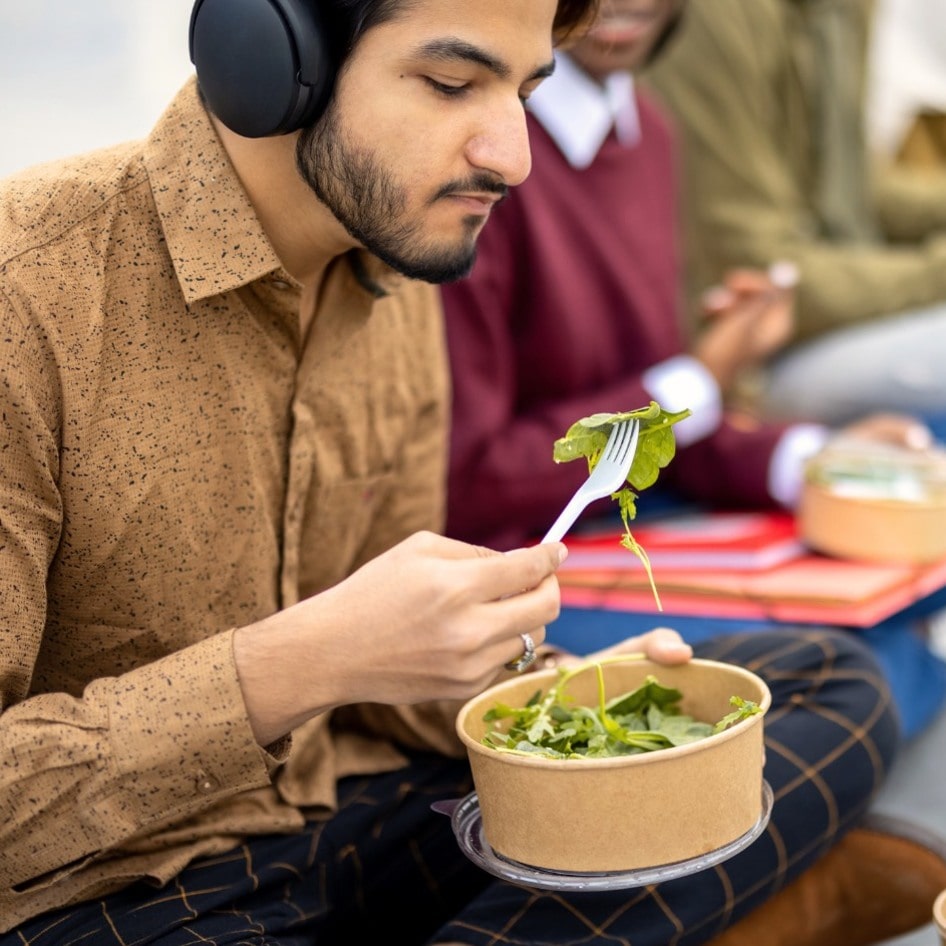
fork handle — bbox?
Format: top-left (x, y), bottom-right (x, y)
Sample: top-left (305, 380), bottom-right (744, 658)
top-left (540, 493), bottom-right (589, 544)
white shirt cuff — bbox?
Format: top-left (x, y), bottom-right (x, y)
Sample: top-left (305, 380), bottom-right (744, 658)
top-left (768, 423), bottom-right (831, 507)
top-left (642, 355), bottom-right (723, 447)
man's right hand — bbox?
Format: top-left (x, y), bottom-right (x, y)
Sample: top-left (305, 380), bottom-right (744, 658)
top-left (232, 532), bottom-right (567, 746)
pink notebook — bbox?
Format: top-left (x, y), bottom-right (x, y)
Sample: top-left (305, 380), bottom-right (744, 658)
top-left (560, 510), bottom-right (805, 572)
top-left (558, 552), bottom-right (946, 627)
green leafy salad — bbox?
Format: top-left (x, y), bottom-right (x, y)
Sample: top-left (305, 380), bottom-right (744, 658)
top-left (483, 659), bottom-right (762, 760)
top-left (553, 402), bottom-right (691, 607)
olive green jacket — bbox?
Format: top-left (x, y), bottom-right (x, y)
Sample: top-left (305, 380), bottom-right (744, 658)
top-left (646, 0), bottom-right (946, 342)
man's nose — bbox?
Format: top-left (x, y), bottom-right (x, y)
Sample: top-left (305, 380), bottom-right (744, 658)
top-left (465, 99), bottom-right (532, 187)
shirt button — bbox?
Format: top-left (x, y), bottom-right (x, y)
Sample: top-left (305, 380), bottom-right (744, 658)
top-left (196, 771), bottom-right (220, 794)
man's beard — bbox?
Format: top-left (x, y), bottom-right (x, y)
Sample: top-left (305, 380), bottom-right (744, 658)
top-left (296, 100), bottom-right (505, 284)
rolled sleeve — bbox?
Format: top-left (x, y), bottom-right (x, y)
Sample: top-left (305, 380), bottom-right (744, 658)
top-left (101, 630), bottom-right (281, 830)
top-left (0, 631), bottom-right (281, 896)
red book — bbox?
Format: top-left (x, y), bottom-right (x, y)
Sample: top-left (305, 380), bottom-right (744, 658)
top-left (558, 550), bottom-right (946, 627)
top-left (560, 510), bottom-right (805, 572)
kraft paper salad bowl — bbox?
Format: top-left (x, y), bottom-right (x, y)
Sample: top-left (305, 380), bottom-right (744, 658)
top-left (455, 657), bottom-right (771, 873)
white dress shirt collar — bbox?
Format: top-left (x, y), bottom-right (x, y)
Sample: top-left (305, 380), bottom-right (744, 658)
top-left (527, 52), bottom-right (641, 169)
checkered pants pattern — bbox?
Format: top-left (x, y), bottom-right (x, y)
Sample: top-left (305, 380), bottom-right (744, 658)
top-left (5, 629), bottom-right (898, 946)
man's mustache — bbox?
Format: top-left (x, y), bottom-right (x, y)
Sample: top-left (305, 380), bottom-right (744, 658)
top-left (432, 173), bottom-right (509, 204)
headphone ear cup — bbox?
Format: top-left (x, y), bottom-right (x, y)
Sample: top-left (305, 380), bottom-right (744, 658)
top-left (190, 0), bottom-right (336, 138)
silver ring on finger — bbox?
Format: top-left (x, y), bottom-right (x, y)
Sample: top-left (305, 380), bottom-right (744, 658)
top-left (504, 632), bottom-right (537, 673)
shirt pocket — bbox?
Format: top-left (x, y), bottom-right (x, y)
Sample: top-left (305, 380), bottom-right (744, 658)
top-left (293, 470), bottom-right (399, 601)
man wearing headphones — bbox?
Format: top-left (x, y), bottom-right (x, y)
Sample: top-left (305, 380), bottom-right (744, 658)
top-left (0, 1), bottom-right (910, 944)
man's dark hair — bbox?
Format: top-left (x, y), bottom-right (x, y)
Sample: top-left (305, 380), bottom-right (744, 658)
top-left (551, 0), bottom-right (599, 43)
top-left (329, 0), bottom-right (598, 53)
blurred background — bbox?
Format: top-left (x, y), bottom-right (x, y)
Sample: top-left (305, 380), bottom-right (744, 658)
top-left (868, 0), bottom-right (946, 160)
top-left (0, 0), bottom-right (194, 178)
top-left (2, 0), bottom-right (944, 176)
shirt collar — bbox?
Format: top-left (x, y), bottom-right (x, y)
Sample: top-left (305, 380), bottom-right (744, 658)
top-left (144, 78), bottom-right (285, 305)
top-left (527, 53), bottom-right (641, 169)
top-left (143, 78), bottom-right (405, 305)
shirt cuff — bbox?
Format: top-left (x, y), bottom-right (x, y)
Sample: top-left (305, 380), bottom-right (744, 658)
top-left (94, 629), bottom-right (277, 835)
top-left (768, 423), bottom-right (831, 507)
top-left (642, 354), bottom-right (723, 446)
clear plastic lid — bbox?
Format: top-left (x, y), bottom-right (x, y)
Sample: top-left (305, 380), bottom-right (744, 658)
top-left (432, 782), bottom-right (773, 891)
top-left (805, 438), bottom-right (946, 503)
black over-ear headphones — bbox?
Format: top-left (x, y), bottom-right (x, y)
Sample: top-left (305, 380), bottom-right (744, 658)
top-left (189, 0), bottom-right (339, 138)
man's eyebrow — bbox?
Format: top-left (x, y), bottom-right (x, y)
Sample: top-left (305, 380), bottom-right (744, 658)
top-left (413, 38), bottom-right (556, 83)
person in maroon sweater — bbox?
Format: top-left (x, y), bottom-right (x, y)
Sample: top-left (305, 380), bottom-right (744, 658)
top-left (440, 5), bottom-right (946, 941)
top-left (440, 4), bottom-right (930, 552)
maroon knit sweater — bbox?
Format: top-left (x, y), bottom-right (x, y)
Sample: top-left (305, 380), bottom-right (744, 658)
top-left (441, 95), bottom-right (786, 550)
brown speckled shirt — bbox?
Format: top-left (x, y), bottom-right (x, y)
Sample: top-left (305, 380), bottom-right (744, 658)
top-left (0, 78), bottom-right (458, 931)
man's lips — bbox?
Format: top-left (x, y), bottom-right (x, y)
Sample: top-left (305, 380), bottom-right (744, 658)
top-left (433, 175), bottom-right (508, 218)
top-left (446, 193), bottom-right (504, 214)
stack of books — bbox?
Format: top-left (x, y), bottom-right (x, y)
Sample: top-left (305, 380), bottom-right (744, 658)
top-left (557, 510), bottom-right (946, 627)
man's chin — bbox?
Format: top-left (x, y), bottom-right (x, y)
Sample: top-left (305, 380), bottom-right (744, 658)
top-left (400, 257), bottom-right (476, 285)
top-left (377, 243), bottom-right (478, 285)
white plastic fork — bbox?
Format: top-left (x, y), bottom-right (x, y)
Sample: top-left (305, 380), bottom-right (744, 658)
top-left (541, 418), bottom-right (641, 543)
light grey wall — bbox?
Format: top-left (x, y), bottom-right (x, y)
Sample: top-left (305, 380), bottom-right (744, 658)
top-left (0, 1), bottom-right (194, 178)
top-left (868, 0), bottom-right (946, 156)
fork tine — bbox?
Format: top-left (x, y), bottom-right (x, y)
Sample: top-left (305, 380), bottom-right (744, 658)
top-left (600, 420), bottom-right (623, 459)
top-left (618, 418), bottom-right (639, 463)
top-left (602, 419), bottom-right (636, 469)
top-left (607, 419), bottom-right (634, 461)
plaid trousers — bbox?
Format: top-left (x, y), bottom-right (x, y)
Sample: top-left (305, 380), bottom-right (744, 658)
top-left (4, 629), bottom-right (899, 946)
